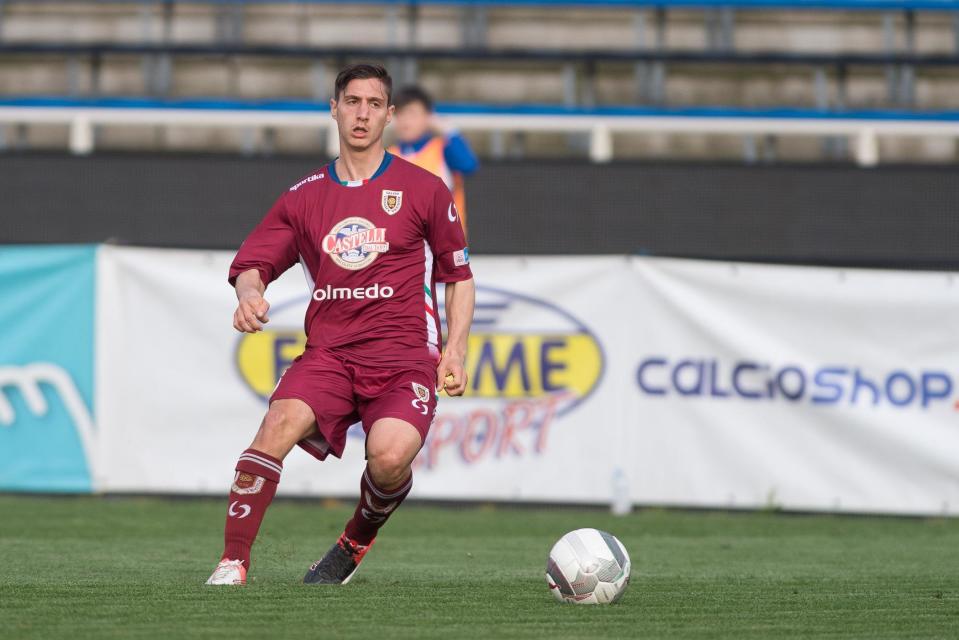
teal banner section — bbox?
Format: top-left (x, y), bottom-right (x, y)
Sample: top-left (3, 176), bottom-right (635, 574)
top-left (0, 245), bottom-right (97, 492)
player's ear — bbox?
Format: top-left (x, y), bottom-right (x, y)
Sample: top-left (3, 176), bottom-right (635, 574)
top-left (386, 104), bottom-right (395, 124)
top-left (330, 98), bottom-right (337, 119)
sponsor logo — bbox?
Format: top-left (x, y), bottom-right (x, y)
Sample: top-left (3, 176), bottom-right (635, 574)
top-left (231, 471), bottom-right (265, 495)
top-left (411, 382), bottom-right (432, 415)
top-left (636, 356), bottom-right (959, 411)
top-left (228, 501), bottom-right (251, 519)
top-left (361, 509), bottom-right (387, 523)
top-left (234, 298), bottom-right (305, 402)
top-left (361, 508), bottom-right (387, 523)
top-left (412, 382), bottom-right (431, 403)
top-left (233, 287), bottom-right (604, 470)
top-left (381, 190), bottom-right (403, 215)
top-left (415, 286), bottom-right (604, 471)
top-left (361, 490), bottom-right (400, 523)
top-left (322, 217), bottom-right (389, 270)
top-left (312, 282), bottom-right (394, 302)
top-left (364, 491), bottom-right (399, 514)
top-left (289, 173), bottom-right (324, 191)
top-left (453, 248), bottom-right (469, 267)
top-left (458, 287), bottom-right (603, 402)
top-left (0, 363), bottom-right (98, 483)
top-left (447, 203), bottom-right (458, 222)
top-left (1, 246), bottom-right (97, 493)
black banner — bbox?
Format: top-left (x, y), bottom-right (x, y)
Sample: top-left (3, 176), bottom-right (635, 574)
top-left (2, 153), bottom-right (957, 269)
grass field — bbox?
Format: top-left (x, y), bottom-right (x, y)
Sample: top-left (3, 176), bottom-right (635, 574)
top-left (1, 496), bottom-right (958, 639)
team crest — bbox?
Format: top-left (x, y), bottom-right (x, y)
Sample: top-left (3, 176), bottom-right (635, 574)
top-left (412, 382), bottom-right (431, 403)
top-left (381, 190), bottom-right (403, 215)
top-left (231, 471), bottom-right (265, 495)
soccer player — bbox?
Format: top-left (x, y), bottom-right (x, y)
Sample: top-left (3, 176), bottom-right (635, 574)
top-left (205, 63), bottom-right (475, 586)
top-left (388, 86), bottom-right (478, 237)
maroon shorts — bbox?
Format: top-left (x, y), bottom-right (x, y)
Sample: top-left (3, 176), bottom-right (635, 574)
top-left (270, 347), bottom-right (438, 461)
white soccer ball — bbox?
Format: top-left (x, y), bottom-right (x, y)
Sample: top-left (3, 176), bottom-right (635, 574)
top-left (546, 528), bottom-right (631, 604)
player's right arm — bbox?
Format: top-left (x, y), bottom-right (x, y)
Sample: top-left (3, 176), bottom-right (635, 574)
top-left (229, 191), bottom-right (299, 333)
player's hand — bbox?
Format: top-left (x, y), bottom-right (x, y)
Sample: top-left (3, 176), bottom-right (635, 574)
top-left (436, 351), bottom-right (467, 396)
top-left (233, 292), bottom-right (270, 333)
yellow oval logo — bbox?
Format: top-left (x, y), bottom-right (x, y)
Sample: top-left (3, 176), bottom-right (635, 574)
top-left (236, 286), bottom-right (604, 413)
top-left (235, 328), bottom-right (305, 400)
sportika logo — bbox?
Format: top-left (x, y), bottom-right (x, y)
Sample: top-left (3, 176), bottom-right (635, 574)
top-left (289, 173), bottom-right (324, 191)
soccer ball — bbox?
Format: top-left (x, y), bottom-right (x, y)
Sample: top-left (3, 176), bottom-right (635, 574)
top-left (546, 528), bottom-right (631, 604)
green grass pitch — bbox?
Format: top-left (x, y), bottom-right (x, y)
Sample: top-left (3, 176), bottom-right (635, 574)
top-left (1, 495), bottom-right (958, 639)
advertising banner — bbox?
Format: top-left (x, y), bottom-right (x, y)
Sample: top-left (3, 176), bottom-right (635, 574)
top-left (0, 245), bottom-right (98, 492)
top-left (628, 258), bottom-right (959, 515)
top-left (95, 247), bottom-right (628, 504)
top-left (5, 245), bottom-right (948, 516)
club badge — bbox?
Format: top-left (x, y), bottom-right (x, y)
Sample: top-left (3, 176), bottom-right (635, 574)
top-left (231, 471), bottom-right (265, 495)
top-left (412, 382), bottom-right (431, 403)
top-left (381, 190), bottom-right (403, 215)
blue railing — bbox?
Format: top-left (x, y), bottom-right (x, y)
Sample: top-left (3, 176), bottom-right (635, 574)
top-left (4, 95), bottom-right (959, 120)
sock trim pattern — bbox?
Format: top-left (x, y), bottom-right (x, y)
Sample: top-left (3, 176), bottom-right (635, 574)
top-left (238, 451), bottom-right (282, 476)
top-left (363, 468), bottom-right (412, 500)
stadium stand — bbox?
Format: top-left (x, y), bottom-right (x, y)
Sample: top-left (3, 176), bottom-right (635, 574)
top-left (0, 0), bottom-right (957, 160)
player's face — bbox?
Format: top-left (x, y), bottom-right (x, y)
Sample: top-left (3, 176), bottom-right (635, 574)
top-left (331, 78), bottom-right (394, 152)
top-left (393, 101), bottom-right (431, 143)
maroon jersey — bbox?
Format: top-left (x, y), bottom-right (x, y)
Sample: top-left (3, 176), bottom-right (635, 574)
top-left (229, 153), bottom-right (472, 371)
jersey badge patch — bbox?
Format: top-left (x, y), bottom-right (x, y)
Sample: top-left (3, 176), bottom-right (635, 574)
top-left (382, 190), bottom-right (403, 215)
top-left (412, 382), bottom-right (431, 403)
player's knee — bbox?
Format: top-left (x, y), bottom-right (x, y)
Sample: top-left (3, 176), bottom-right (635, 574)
top-left (257, 404), bottom-right (305, 446)
top-left (367, 450), bottom-right (410, 489)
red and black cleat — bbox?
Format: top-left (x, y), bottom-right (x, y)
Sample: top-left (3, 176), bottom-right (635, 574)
top-left (303, 533), bottom-right (374, 585)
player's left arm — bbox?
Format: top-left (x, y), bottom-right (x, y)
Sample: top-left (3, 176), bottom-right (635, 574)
top-left (438, 277), bottom-right (475, 396)
top-left (426, 180), bottom-right (475, 396)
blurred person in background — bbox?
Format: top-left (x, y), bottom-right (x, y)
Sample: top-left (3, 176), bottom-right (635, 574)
top-left (389, 86), bottom-right (478, 238)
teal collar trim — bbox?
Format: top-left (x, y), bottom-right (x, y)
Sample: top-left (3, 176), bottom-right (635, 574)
top-left (328, 151), bottom-right (393, 187)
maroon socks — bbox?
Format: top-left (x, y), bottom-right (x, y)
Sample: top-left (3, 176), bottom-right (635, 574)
top-left (344, 466), bottom-right (413, 545)
top-left (221, 448), bottom-right (282, 568)
top-left (221, 453), bottom-right (409, 567)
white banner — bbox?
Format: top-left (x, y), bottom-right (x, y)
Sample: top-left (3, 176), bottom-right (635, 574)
top-left (94, 247), bottom-right (959, 515)
top-left (629, 258), bottom-right (959, 515)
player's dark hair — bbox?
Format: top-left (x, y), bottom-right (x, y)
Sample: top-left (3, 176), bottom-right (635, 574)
top-left (393, 85), bottom-right (434, 112)
top-left (334, 63), bottom-right (393, 104)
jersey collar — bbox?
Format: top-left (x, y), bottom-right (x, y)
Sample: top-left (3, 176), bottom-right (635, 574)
top-left (328, 151), bottom-right (393, 187)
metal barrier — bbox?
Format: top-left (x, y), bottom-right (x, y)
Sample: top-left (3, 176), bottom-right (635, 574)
top-left (1, 97), bottom-right (957, 165)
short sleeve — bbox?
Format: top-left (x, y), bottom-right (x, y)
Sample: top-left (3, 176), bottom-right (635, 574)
top-left (228, 193), bottom-right (299, 287)
top-left (426, 181), bottom-right (473, 283)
